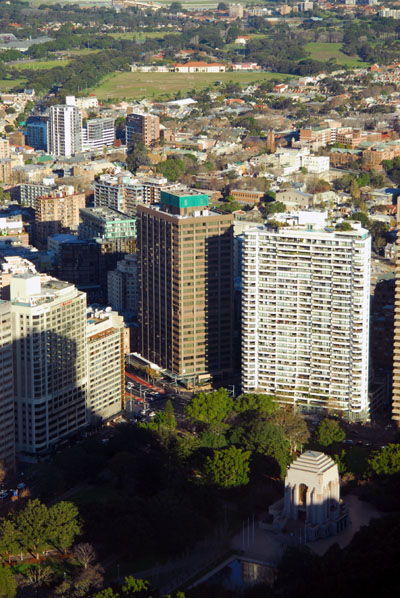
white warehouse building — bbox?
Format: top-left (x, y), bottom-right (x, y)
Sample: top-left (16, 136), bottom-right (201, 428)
top-left (241, 215), bottom-right (371, 421)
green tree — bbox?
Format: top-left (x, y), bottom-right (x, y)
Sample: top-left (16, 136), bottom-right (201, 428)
top-left (185, 388), bottom-right (233, 427)
top-left (92, 589), bottom-right (119, 598)
top-left (0, 564), bottom-right (16, 598)
top-left (349, 211), bottom-right (370, 229)
top-left (234, 393), bottom-right (277, 415)
top-left (126, 134), bottom-right (150, 173)
top-left (48, 501), bottom-right (81, 553)
top-left (245, 420), bottom-right (289, 477)
top-left (164, 399), bottom-right (177, 431)
top-left (0, 520), bottom-right (20, 564)
top-left (368, 443), bottom-right (400, 477)
top-left (16, 499), bottom-right (49, 560)
top-left (170, 1), bottom-right (182, 12)
top-left (272, 411), bottom-right (310, 453)
top-left (121, 576), bottom-right (150, 595)
top-left (204, 446), bottom-right (251, 489)
top-left (336, 221), bottom-right (353, 231)
top-left (264, 200), bottom-right (286, 216)
top-left (315, 419), bottom-right (345, 447)
top-left (333, 449), bottom-right (348, 475)
top-left (350, 178), bottom-right (360, 201)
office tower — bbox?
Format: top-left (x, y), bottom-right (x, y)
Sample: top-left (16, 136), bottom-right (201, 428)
top-left (108, 254), bottom-right (138, 318)
top-left (57, 239), bottom-right (102, 304)
top-left (86, 308), bottom-right (125, 423)
top-left (94, 174), bottom-right (144, 217)
top-left (48, 102), bottom-right (82, 158)
top-left (82, 117), bottom-right (115, 151)
top-left (126, 113), bottom-right (160, 148)
top-left (11, 274), bottom-right (87, 456)
top-left (79, 207), bottom-right (136, 243)
top-left (0, 301), bottom-right (15, 472)
top-left (241, 216), bottom-right (371, 421)
top-left (137, 189), bottom-right (234, 385)
top-left (34, 188), bottom-right (85, 248)
top-left (26, 116), bottom-right (48, 151)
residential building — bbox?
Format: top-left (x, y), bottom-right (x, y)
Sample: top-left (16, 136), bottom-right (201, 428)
top-left (94, 174), bottom-right (144, 217)
top-left (0, 159), bottom-right (12, 184)
top-left (0, 256), bottom-right (37, 300)
top-left (392, 202), bottom-right (400, 422)
top-left (19, 180), bottom-right (57, 208)
top-left (241, 215), bottom-right (371, 420)
top-left (79, 206), bottom-right (136, 242)
top-left (229, 3), bottom-right (244, 17)
top-left (126, 113), bottom-right (160, 148)
top-left (107, 253), bottom-right (138, 318)
top-left (34, 187), bottom-right (85, 248)
top-left (0, 301), bottom-right (15, 472)
top-left (48, 101), bottom-right (82, 158)
top-left (82, 117), bottom-right (115, 151)
top-left (86, 308), bottom-right (125, 423)
top-left (25, 116), bottom-right (48, 151)
top-left (11, 274), bottom-right (87, 456)
top-left (137, 188), bottom-right (234, 385)
top-left (0, 138), bottom-right (10, 159)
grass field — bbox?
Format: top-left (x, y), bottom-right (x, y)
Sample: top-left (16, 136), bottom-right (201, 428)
top-left (12, 58), bottom-right (70, 71)
top-left (91, 70), bottom-right (291, 100)
top-left (0, 78), bottom-right (27, 91)
top-left (109, 31), bottom-right (170, 40)
top-left (304, 42), bottom-right (370, 68)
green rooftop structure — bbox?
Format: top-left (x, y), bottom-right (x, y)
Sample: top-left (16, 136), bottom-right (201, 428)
top-left (161, 189), bottom-right (209, 210)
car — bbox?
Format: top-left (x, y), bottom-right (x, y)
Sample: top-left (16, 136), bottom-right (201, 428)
top-left (0, 490), bottom-right (8, 500)
top-left (148, 411), bottom-right (156, 418)
top-left (16, 482), bottom-right (26, 490)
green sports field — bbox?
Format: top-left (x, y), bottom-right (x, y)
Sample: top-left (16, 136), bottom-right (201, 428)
top-left (90, 70), bottom-right (291, 100)
top-left (304, 42), bottom-right (370, 68)
top-left (12, 58), bottom-right (70, 71)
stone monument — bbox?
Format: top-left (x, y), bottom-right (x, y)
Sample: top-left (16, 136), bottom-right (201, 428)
top-left (270, 450), bottom-right (349, 542)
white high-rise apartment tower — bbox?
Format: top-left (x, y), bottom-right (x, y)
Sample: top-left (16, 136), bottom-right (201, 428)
top-left (241, 216), bottom-right (371, 420)
top-left (11, 274), bottom-right (88, 456)
top-left (48, 97), bottom-right (82, 157)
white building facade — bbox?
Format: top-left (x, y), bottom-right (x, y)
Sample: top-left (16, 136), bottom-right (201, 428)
top-left (48, 103), bottom-right (82, 158)
top-left (86, 309), bottom-right (125, 423)
top-left (241, 219), bottom-right (371, 420)
top-left (82, 117), bottom-right (115, 151)
top-left (11, 274), bottom-right (88, 455)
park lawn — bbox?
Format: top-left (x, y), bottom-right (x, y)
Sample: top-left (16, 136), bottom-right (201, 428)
top-left (304, 42), bottom-right (370, 68)
top-left (12, 58), bottom-right (70, 71)
top-left (67, 484), bottom-right (119, 506)
top-left (346, 445), bottom-right (369, 476)
top-left (109, 31), bottom-right (170, 40)
top-left (91, 70), bottom-right (291, 100)
top-left (0, 78), bottom-right (27, 91)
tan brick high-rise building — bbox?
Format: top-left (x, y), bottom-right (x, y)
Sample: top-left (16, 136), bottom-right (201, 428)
top-left (137, 189), bottom-right (234, 385)
top-left (34, 188), bottom-right (85, 248)
top-left (126, 113), bottom-right (160, 148)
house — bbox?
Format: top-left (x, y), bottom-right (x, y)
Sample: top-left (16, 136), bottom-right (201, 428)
top-left (234, 35), bottom-right (250, 44)
top-left (173, 62), bottom-right (226, 73)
